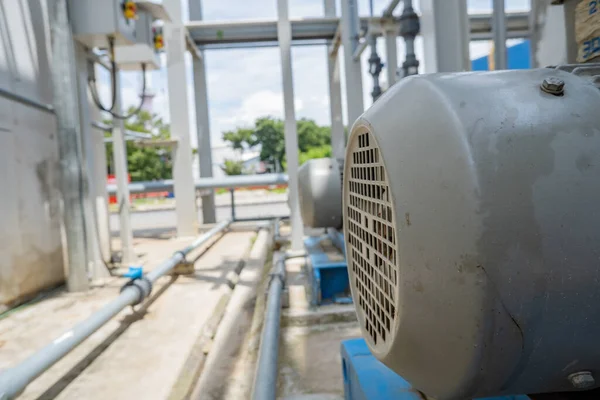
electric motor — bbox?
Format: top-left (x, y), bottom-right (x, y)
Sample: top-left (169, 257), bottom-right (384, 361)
top-left (343, 68), bottom-right (600, 399)
top-left (298, 158), bottom-right (342, 228)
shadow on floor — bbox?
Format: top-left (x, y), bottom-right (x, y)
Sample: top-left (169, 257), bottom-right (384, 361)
top-left (35, 276), bottom-right (179, 400)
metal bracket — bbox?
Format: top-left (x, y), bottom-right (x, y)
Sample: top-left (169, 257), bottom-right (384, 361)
top-left (120, 276), bottom-right (153, 305)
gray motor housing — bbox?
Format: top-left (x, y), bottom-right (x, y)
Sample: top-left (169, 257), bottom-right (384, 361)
top-left (298, 158), bottom-right (342, 229)
top-left (343, 68), bottom-right (600, 399)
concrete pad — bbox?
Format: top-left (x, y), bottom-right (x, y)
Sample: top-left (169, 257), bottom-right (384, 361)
top-left (278, 322), bottom-right (361, 399)
top-left (0, 229), bottom-right (255, 400)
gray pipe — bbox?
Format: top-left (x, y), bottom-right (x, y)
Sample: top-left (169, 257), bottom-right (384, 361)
top-left (252, 253), bottom-right (286, 400)
top-left (0, 220), bottom-right (231, 400)
top-left (106, 173), bottom-right (289, 195)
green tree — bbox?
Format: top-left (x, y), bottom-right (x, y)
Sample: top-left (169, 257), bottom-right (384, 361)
top-left (105, 108), bottom-right (173, 181)
top-left (222, 116), bottom-right (332, 171)
top-left (299, 144), bottom-right (332, 165)
top-left (221, 159), bottom-right (244, 175)
top-left (222, 128), bottom-right (254, 153)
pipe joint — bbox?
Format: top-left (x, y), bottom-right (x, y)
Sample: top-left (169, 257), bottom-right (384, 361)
top-left (120, 277), bottom-right (153, 305)
top-left (399, 8), bottom-right (420, 39)
top-left (402, 55), bottom-right (419, 77)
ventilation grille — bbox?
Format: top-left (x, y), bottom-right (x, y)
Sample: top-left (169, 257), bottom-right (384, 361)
top-left (346, 130), bottom-right (398, 348)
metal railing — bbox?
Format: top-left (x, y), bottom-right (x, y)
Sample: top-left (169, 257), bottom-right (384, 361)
top-left (106, 173), bottom-right (289, 195)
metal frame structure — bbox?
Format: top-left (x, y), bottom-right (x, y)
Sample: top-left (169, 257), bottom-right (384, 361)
top-left (81, 0), bottom-right (530, 288)
top-left (185, 14), bottom-right (530, 47)
top-left (112, 0), bottom-right (531, 249)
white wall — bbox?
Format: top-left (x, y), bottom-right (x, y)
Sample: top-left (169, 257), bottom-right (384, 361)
top-left (0, 0), bottom-right (64, 307)
top-left (532, 0), bottom-right (568, 67)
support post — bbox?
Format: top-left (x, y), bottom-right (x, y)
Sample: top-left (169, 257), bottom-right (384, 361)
top-left (340, 0), bottom-right (364, 125)
top-left (384, 27), bottom-right (398, 87)
top-left (230, 189), bottom-right (236, 221)
top-left (277, 0), bottom-right (303, 251)
top-left (112, 69), bottom-right (136, 263)
top-left (164, 0), bottom-right (199, 236)
top-left (48, 0), bottom-right (89, 291)
top-left (324, 0), bottom-right (345, 168)
top-left (420, 0), bottom-right (470, 73)
top-left (88, 68), bottom-right (112, 266)
top-left (189, 0), bottom-right (216, 224)
top-left (74, 43), bottom-right (110, 279)
top-left (492, 0), bottom-right (508, 70)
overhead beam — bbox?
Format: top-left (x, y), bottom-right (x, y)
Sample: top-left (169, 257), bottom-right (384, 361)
top-left (186, 13), bottom-right (530, 47)
top-left (383, 0), bottom-right (401, 17)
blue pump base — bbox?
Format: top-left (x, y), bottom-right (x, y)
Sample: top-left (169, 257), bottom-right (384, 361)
top-left (340, 338), bottom-right (531, 400)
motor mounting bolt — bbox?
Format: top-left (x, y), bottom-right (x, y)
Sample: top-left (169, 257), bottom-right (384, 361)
top-left (541, 77), bottom-right (565, 96)
top-left (568, 371), bottom-right (595, 389)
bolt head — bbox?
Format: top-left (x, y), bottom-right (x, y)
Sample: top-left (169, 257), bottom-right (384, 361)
top-left (569, 371), bottom-right (595, 389)
top-left (541, 77), bottom-right (565, 95)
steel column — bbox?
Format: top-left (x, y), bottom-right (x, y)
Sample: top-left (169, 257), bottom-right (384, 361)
top-left (324, 0), bottom-right (345, 168)
top-left (74, 43), bottom-right (110, 278)
top-left (384, 27), bottom-right (398, 87)
top-left (277, 0), bottom-right (303, 251)
top-left (420, 0), bottom-right (470, 73)
top-left (164, 0), bottom-right (200, 237)
top-left (112, 69), bottom-right (136, 263)
top-left (340, 0), bottom-right (364, 125)
top-left (88, 65), bottom-right (112, 267)
top-left (48, 0), bottom-right (89, 291)
top-left (189, 0), bottom-right (217, 224)
top-left (492, 0), bottom-right (508, 70)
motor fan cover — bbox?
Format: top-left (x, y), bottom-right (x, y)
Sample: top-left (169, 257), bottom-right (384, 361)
top-left (343, 69), bottom-right (600, 399)
top-left (298, 158), bottom-right (342, 229)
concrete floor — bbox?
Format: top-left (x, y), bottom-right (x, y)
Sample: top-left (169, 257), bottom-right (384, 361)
top-left (277, 253), bottom-right (360, 400)
top-left (278, 322), bottom-right (360, 399)
top-left (0, 228), bottom-right (256, 400)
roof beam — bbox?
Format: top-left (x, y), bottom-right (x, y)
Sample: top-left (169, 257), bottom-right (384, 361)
top-left (186, 12), bottom-right (529, 48)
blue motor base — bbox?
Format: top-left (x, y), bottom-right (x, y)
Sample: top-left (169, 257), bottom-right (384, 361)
top-left (304, 231), bottom-right (351, 305)
top-left (341, 338), bottom-right (531, 400)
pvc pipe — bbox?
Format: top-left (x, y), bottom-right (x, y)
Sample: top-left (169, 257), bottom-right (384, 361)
top-left (106, 173), bottom-right (289, 195)
top-left (251, 253), bottom-right (286, 400)
top-left (0, 220), bottom-right (231, 400)
top-left (0, 87), bottom-right (54, 114)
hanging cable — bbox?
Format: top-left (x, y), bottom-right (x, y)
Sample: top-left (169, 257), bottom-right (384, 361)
top-left (105, 63), bottom-right (147, 120)
top-left (88, 36), bottom-right (148, 120)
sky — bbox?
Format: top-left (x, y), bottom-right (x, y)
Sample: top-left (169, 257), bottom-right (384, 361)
top-left (105, 0), bottom-right (530, 148)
